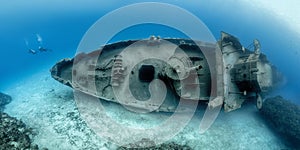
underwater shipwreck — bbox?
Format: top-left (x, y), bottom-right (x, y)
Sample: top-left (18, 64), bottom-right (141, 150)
top-left (50, 31), bottom-right (300, 147)
top-left (51, 32), bottom-right (283, 112)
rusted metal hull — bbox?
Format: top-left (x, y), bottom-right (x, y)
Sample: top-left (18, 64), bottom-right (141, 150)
top-left (51, 32), bottom-right (282, 112)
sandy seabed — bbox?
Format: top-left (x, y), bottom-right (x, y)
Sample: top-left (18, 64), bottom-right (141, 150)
top-left (3, 69), bottom-right (287, 150)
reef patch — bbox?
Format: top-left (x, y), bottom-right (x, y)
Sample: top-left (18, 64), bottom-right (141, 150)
top-left (260, 96), bottom-right (300, 148)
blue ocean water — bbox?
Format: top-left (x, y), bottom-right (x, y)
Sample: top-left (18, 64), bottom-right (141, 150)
top-left (1, 0), bottom-right (299, 104)
top-left (1, 1), bottom-right (299, 149)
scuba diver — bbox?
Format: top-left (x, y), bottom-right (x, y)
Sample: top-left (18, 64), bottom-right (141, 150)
top-left (36, 34), bottom-right (52, 52)
top-left (38, 45), bottom-right (52, 52)
top-left (38, 46), bottom-right (49, 52)
top-left (24, 34), bottom-right (52, 54)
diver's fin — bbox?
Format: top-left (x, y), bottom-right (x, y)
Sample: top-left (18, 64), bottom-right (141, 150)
top-left (28, 49), bottom-right (37, 54)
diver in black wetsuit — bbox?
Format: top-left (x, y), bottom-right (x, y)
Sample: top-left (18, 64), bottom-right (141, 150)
top-left (38, 46), bottom-right (52, 52)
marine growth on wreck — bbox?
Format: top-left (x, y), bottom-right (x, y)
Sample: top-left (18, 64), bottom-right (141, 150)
top-left (51, 32), bottom-right (283, 113)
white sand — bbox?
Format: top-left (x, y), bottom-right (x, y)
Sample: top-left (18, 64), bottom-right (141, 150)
top-left (3, 69), bottom-right (287, 149)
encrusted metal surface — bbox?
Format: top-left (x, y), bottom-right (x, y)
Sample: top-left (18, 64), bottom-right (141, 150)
top-left (50, 32), bottom-right (281, 112)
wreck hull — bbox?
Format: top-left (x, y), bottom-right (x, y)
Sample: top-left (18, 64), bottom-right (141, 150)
top-left (51, 32), bottom-right (280, 112)
top-left (51, 39), bottom-right (217, 112)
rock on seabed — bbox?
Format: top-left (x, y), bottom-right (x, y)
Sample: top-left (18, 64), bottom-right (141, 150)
top-left (260, 96), bottom-right (300, 148)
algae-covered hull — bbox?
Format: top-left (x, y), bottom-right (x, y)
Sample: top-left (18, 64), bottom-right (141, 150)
top-left (51, 32), bottom-right (282, 112)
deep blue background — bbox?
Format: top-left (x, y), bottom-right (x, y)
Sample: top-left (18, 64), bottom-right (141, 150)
top-left (0, 0), bottom-right (299, 103)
